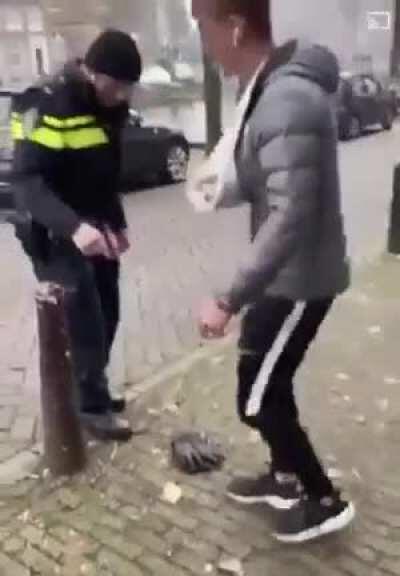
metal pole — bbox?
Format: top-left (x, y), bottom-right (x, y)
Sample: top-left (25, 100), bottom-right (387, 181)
top-left (390, 0), bottom-right (400, 77)
top-left (388, 164), bottom-right (400, 254)
top-left (202, 49), bottom-right (223, 155)
top-left (36, 283), bottom-right (86, 476)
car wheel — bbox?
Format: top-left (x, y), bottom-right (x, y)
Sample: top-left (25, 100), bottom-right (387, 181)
top-left (346, 116), bottom-right (361, 140)
top-left (382, 110), bottom-right (393, 131)
top-left (164, 142), bottom-right (189, 183)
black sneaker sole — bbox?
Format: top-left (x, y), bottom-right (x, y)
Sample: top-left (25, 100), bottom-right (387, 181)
top-left (111, 398), bottom-right (127, 414)
top-left (227, 491), bottom-right (300, 510)
top-left (273, 502), bottom-right (356, 544)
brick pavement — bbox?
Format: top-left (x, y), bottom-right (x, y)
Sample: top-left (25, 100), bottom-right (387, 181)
top-left (0, 127), bottom-right (399, 477)
top-left (0, 257), bottom-right (398, 574)
top-left (0, 222), bottom-right (39, 473)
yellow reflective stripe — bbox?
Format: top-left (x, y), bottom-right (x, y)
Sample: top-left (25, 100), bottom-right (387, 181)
top-left (10, 118), bottom-right (24, 141)
top-left (43, 115), bottom-right (96, 129)
top-left (29, 127), bottom-right (64, 149)
top-left (28, 126), bottom-right (108, 150)
top-left (63, 127), bottom-right (108, 149)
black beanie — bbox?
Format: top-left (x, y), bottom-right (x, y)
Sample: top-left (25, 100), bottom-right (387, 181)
top-left (85, 29), bottom-right (142, 83)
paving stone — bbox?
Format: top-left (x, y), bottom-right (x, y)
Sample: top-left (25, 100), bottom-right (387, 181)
top-left (3, 537), bottom-right (25, 554)
top-left (173, 547), bottom-right (215, 576)
top-left (165, 527), bottom-right (219, 561)
top-left (138, 552), bottom-right (191, 576)
top-left (20, 544), bottom-right (60, 574)
top-left (0, 551), bottom-right (30, 576)
top-left (197, 525), bottom-right (252, 559)
top-left (88, 525), bottom-right (143, 561)
top-left (151, 502), bottom-right (198, 531)
top-left (10, 416), bottom-right (36, 442)
top-left (97, 548), bottom-right (144, 576)
top-left (0, 408), bottom-right (15, 431)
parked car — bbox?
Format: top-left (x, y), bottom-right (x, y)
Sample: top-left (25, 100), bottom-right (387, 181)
top-left (387, 78), bottom-right (400, 115)
top-left (0, 92), bottom-right (190, 212)
top-left (121, 110), bottom-right (189, 187)
top-left (335, 73), bottom-right (394, 140)
top-left (0, 91), bottom-right (14, 211)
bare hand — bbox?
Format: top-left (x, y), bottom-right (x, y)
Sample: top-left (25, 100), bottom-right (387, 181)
top-left (198, 298), bottom-right (232, 340)
top-left (106, 228), bottom-right (131, 255)
top-left (104, 228), bottom-right (131, 258)
top-left (72, 223), bottom-right (111, 258)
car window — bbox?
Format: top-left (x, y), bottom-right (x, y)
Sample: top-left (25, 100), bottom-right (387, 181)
top-left (363, 78), bottom-right (379, 96)
top-left (0, 96), bottom-right (13, 161)
top-left (352, 78), bottom-right (369, 97)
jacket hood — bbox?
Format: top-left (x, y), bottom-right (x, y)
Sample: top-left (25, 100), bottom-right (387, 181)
top-left (272, 41), bottom-right (340, 94)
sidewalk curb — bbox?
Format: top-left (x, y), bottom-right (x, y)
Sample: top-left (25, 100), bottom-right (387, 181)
top-left (126, 333), bottom-right (236, 406)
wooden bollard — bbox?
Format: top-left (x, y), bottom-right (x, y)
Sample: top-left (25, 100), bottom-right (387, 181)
top-left (36, 283), bottom-right (86, 476)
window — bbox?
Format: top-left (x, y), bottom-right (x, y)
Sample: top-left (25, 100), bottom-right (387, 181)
top-left (26, 6), bottom-right (44, 32)
top-left (3, 7), bottom-right (24, 31)
top-left (363, 78), bottom-right (379, 97)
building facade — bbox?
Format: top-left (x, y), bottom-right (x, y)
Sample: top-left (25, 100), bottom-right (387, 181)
top-left (0, 1), bottom-right (54, 91)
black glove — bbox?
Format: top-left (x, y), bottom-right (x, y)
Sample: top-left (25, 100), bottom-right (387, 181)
top-left (171, 432), bottom-right (225, 475)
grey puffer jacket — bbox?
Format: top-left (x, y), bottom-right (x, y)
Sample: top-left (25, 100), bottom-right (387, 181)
top-left (222, 41), bottom-right (350, 312)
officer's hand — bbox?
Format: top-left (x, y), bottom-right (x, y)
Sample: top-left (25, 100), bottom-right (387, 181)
top-left (116, 230), bottom-right (131, 254)
top-left (104, 228), bottom-right (131, 257)
top-left (72, 223), bottom-right (111, 258)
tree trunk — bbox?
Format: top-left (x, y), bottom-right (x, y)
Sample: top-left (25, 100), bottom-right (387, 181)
top-left (36, 283), bottom-right (86, 476)
top-left (391, 0), bottom-right (400, 77)
top-left (202, 49), bottom-right (222, 154)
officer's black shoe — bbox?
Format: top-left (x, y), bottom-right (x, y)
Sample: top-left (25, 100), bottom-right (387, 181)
top-left (80, 411), bottom-right (133, 443)
top-left (111, 397), bottom-right (127, 414)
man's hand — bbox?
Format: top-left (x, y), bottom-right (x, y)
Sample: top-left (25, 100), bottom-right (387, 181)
top-left (198, 298), bottom-right (232, 340)
top-left (104, 228), bottom-right (131, 257)
top-left (72, 223), bottom-right (112, 258)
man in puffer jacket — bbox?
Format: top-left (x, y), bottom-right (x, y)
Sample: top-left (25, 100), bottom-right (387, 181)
top-left (191, 0), bottom-right (354, 543)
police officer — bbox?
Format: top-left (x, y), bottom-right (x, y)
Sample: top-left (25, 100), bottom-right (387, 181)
top-left (11, 30), bottom-right (142, 441)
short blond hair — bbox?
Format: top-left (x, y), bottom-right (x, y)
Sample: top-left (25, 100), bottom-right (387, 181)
top-left (206, 0), bottom-right (271, 39)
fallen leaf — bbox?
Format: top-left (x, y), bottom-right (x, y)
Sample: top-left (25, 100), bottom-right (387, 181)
top-left (355, 415), bottom-right (367, 425)
top-left (162, 482), bottom-right (182, 505)
top-left (57, 488), bottom-right (82, 510)
top-left (376, 398), bottom-right (389, 413)
top-left (384, 376), bottom-right (400, 385)
top-left (336, 372), bottom-right (350, 382)
top-left (18, 510), bottom-right (31, 523)
top-left (351, 468), bottom-right (362, 482)
top-left (368, 325), bottom-right (382, 336)
top-left (110, 443), bottom-right (118, 462)
top-left (211, 356), bottom-right (225, 367)
top-left (164, 403), bottom-right (179, 415)
top-left (248, 431), bottom-right (260, 445)
top-left (328, 468), bottom-right (344, 480)
top-left (42, 468), bottom-right (50, 480)
top-left (218, 557), bottom-right (244, 576)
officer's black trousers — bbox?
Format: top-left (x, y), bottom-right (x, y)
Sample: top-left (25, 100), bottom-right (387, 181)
top-left (33, 241), bottom-right (120, 414)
